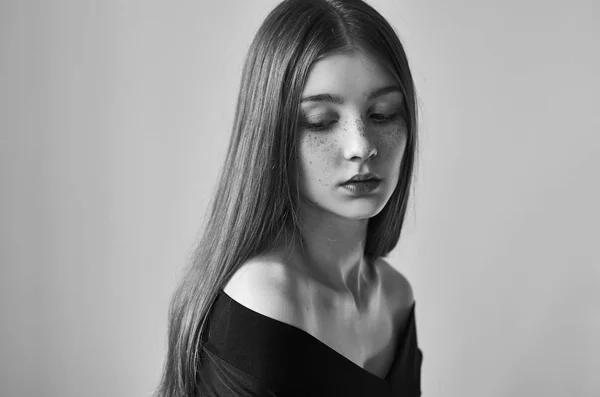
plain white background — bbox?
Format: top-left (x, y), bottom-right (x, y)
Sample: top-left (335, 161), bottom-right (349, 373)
top-left (1, 0), bottom-right (598, 396)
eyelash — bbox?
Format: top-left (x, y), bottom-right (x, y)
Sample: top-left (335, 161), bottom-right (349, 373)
top-left (304, 113), bottom-right (400, 132)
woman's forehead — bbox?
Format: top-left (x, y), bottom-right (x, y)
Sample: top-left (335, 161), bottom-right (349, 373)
top-left (301, 52), bottom-right (397, 103)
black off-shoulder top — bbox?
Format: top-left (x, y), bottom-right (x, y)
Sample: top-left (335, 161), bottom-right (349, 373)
top-left (197, 289), bottom-right (423, 396)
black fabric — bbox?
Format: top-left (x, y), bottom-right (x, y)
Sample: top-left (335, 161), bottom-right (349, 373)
top-left (197, 289), bottom-right (423, 396)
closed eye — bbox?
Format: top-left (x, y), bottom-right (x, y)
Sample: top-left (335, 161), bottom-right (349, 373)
top-left (370, 113), bottom-right (400, 123)
top-left (304, 120), bottom-right (337, 132)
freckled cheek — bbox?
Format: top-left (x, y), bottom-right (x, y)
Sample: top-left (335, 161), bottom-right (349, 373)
top-left (298, 134), bottom-right (338, 187)
top-left (377, 126), bottom-right (407, 160)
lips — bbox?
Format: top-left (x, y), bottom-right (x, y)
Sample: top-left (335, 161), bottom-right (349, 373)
top-left (341, 172), bottom-right (381, 185)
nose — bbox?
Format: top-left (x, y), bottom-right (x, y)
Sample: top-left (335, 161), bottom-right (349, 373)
top-left (343, 118), bottom-right (378, 162)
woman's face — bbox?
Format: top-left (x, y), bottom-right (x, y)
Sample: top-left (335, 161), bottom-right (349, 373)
top-left (297, 51), bottom-right (408, 220)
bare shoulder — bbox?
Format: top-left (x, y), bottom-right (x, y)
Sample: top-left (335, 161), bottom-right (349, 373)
top-left (222, 253), bottom-right (304, 327)
top-left (375, 257), bottom-right (415, 308)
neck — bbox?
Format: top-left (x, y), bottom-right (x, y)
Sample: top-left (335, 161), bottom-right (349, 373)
top-left (286, 198), bottom-right (375, 301)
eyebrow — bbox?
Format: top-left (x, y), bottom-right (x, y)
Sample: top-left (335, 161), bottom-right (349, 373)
top-left (300, 85), bottom-right (402, 104)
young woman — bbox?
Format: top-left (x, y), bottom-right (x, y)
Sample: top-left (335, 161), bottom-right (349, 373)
top-left (156, 0), bottom-right (422, 395)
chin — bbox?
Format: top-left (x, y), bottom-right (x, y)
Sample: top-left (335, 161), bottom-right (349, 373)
top-left (335, 200), bottom-right (387, 220)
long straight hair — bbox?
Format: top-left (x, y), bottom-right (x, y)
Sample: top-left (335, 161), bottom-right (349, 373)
top-left (156, 0), bottom-right (418, 395)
